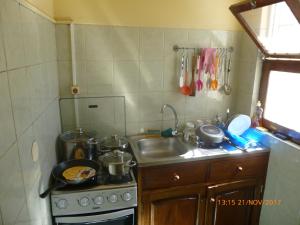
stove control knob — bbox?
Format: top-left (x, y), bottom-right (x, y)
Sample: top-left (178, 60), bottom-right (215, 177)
top-left (108, 194), bottom-right (118, 203)
top-left (93, 195), bottom-right (104, 205)
top-left (79, 197), bottom-right (90, 207)
top-left (122, 192), bottom-right (132, 201)
top-left (56, 199), bottom-right (67, 209)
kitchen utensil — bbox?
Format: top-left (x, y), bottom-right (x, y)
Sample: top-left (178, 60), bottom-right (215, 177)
top-left (99, 150), bottom-right (136, 176)
top-left (196, 124), bottom-right (225, 145)
top-left (40, 159), bottom-right (99, 198)
top-left (179, 55), bottom-right (185, 88)
top-left (195, 124), bottom-right (247, 150)
top-left (189, 53), bottom-right (197, 96)
top-left (226, 114), bottom-right (251, 136)
top-left (196, 54), bottom-right (203, 91)
top-left (87, 138), bottom-right (111, 157)
top-left (210, 51), bottom-right (219, 90)
top-left (224, 50), bottom-right (232, 95)
top-left (101, 135), bottom-right (128, 150)
top-left (57, 128), bottom-right (95, 162)
top-left (180, 56), bottom-right (191, 95)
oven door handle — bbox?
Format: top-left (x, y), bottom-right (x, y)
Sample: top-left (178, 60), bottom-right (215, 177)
top-left (55, 208), bottom-right (134, 224)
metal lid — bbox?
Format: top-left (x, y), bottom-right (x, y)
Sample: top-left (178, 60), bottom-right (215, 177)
top-left (99, 150), bottom-right (132, 164)
top-left (199, 125), bottom-right (224, 138)
top-left (101, 135), bottom-right (128, 149)
top-left (59, 128), bottom-right (92, 143)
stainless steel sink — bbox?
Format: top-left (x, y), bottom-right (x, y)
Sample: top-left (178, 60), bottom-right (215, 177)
top-left (135, 138), bottom-right (189, 159)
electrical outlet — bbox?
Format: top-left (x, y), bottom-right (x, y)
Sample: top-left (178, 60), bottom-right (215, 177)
top-left (71, 85), bottom-right (80, 95)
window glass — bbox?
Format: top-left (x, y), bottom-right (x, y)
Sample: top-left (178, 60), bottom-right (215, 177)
top-left (240, 2), bottom-right (300, 55)
top-left (264, 70), bottom-right (300, 132)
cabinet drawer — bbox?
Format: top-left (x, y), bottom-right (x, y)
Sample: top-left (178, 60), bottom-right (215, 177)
top-left (141, 161), bottom-right (208, 190)
top-left (208, 154), bottom-right (269, 182)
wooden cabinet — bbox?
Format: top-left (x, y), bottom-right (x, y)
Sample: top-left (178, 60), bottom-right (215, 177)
top-left (140, 160), bottom-right (208, 190)
top-left (205, 179), bottom-right (264, 225)
top-left (137, 152), bottom-right (269, 225)
top-left (151, 195), bottom-right (199, 225)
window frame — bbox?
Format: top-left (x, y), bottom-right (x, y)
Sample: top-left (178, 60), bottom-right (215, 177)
top-left (229, 0), bottom-right (300, 59)
top-left (259, 59), bottom-right (300, 144)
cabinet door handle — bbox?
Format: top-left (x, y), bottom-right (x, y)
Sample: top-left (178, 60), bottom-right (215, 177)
top-left (173, 173), bottom-right (180, 181)
top-left (237, 166), bottom-right (243, 172)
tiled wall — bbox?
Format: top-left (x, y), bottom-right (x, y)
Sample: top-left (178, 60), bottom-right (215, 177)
top-left (260, 135), bottom-right (300, 225)
top-left (0, 0), bottom-right (60, 224)
top-left (234, 32), bottom-right (262, 116)
top-left (56, 24), bottom-right (242, 135)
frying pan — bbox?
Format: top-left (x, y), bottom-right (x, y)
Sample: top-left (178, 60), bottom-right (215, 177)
top-left (40, 159), bottom-right (99, 198)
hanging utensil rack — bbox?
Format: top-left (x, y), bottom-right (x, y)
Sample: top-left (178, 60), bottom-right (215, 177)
top-left (173, 45), bottom-right (234, 53)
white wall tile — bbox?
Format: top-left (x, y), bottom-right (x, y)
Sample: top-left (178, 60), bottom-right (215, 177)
top-left (0, 72), bottom-right (16, 157)
top-left (123, 94), bottom-right (140, 123)
top-left (86, 60), bottom-right (113, 95)
top-left (85, 26), bottom-right (113, 60)
top-left (74, 25), bottom-right (86, 61)
top-left (260, 135), bottom-right (300, 225)
top-left (188, 29), bottom-right (211, 47)
top-left (0, 0), bottom-right (25, 69)
top-left (48, 22), bottom-right (58, 62)
top-left (17, 126), bottom-right (41, 195)
top-left (45, 61), bottom-right (59, 101)
top-left (0, 27), bottom-right (6, 72)
top-left (0, 144), bottom-right (26, 225)
top-left (58, 61), bottom-right (72, 97)
top-left (111, 27), bottom-right (139, 60)
top-left (139, 92), bottom-right (163, 122)
top-left (76, 60), bottom-right (88, 96)
top-left (140, 28), bottom-right (164, 60)
top-left (32, 113), bottom-right (49, 163)
top-left (28, 65), bottom-right (46, 119)
top-left (113, 60), bottom-right (140, 93)
top-left (140, 60), bottom-right (163, 91)
top-left (164, 28), bottom-right (188, 59)
top-left (163, 57), bottom-right (179, 91)
top-left (20, 5), bottom-right (40, 66)
top-left (211, 30), bottom-right (232, 48)
top-left (37, 17), bottom-right (56, 62)
top-left (8, 68), bottom-right (33, 136)
top-left (0, 4), bottom-right (59, 225)
top-left (55, 24), bottom-right (71, 61)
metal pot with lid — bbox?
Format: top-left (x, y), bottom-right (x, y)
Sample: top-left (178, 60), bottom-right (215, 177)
top-left (99, 150), bottom-right (136, 176)
top-left (101, 135), bottom-right (128, 150)
top-left (196, 124), bottom-right (225, 146)
top-left (57, 128), bottom-right (96, 162)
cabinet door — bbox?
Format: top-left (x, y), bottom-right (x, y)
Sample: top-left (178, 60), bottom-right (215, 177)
top-left (151, 196), bottom-right (199, 225)
top-left (205, 180), bottom-right (263, 225)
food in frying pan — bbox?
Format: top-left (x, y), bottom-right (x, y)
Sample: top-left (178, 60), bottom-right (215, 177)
top-left (62, 166), bottom-right (96, 181)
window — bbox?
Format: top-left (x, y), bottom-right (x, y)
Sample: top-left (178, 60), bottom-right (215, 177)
top-left (230, 0), bottom-right (300, 144)
top-left (260, 60), bottom-right (300, 143)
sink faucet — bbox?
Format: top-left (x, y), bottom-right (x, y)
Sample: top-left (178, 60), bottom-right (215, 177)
top-left (160, 104), bottom-right (179, 135)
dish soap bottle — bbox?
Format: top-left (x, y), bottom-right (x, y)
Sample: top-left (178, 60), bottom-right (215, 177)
top-left (251, 101), bottom-right (263, 127)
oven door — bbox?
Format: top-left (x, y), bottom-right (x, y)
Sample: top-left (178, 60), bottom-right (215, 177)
top-left (55, 209), bottom-right (134, 225)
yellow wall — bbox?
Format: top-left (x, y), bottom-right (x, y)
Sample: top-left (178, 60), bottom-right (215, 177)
top-left (54, 0), bottom-right (242, 31)
top-left (25, 0), bottom-right (54, 18)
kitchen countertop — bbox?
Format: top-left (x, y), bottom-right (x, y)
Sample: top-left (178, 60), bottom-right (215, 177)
top-left (128, 135), bottom-right (270, 167)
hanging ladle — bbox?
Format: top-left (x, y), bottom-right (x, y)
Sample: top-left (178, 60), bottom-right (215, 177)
top-left (224, 49), bottom-right (232, 95)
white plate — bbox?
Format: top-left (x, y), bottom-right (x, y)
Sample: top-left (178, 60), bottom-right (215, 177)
top-left (226, 114), bottom-right (251, 136)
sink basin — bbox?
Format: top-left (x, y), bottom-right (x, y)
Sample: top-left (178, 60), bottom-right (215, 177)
top-left (136, 138), bottom-right (189, 159)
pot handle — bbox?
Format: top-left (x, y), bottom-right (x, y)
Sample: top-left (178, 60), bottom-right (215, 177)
top-left (127, 161), bottom-right (137, 167)
top-left (39, 181), bottom-right (66, 198)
